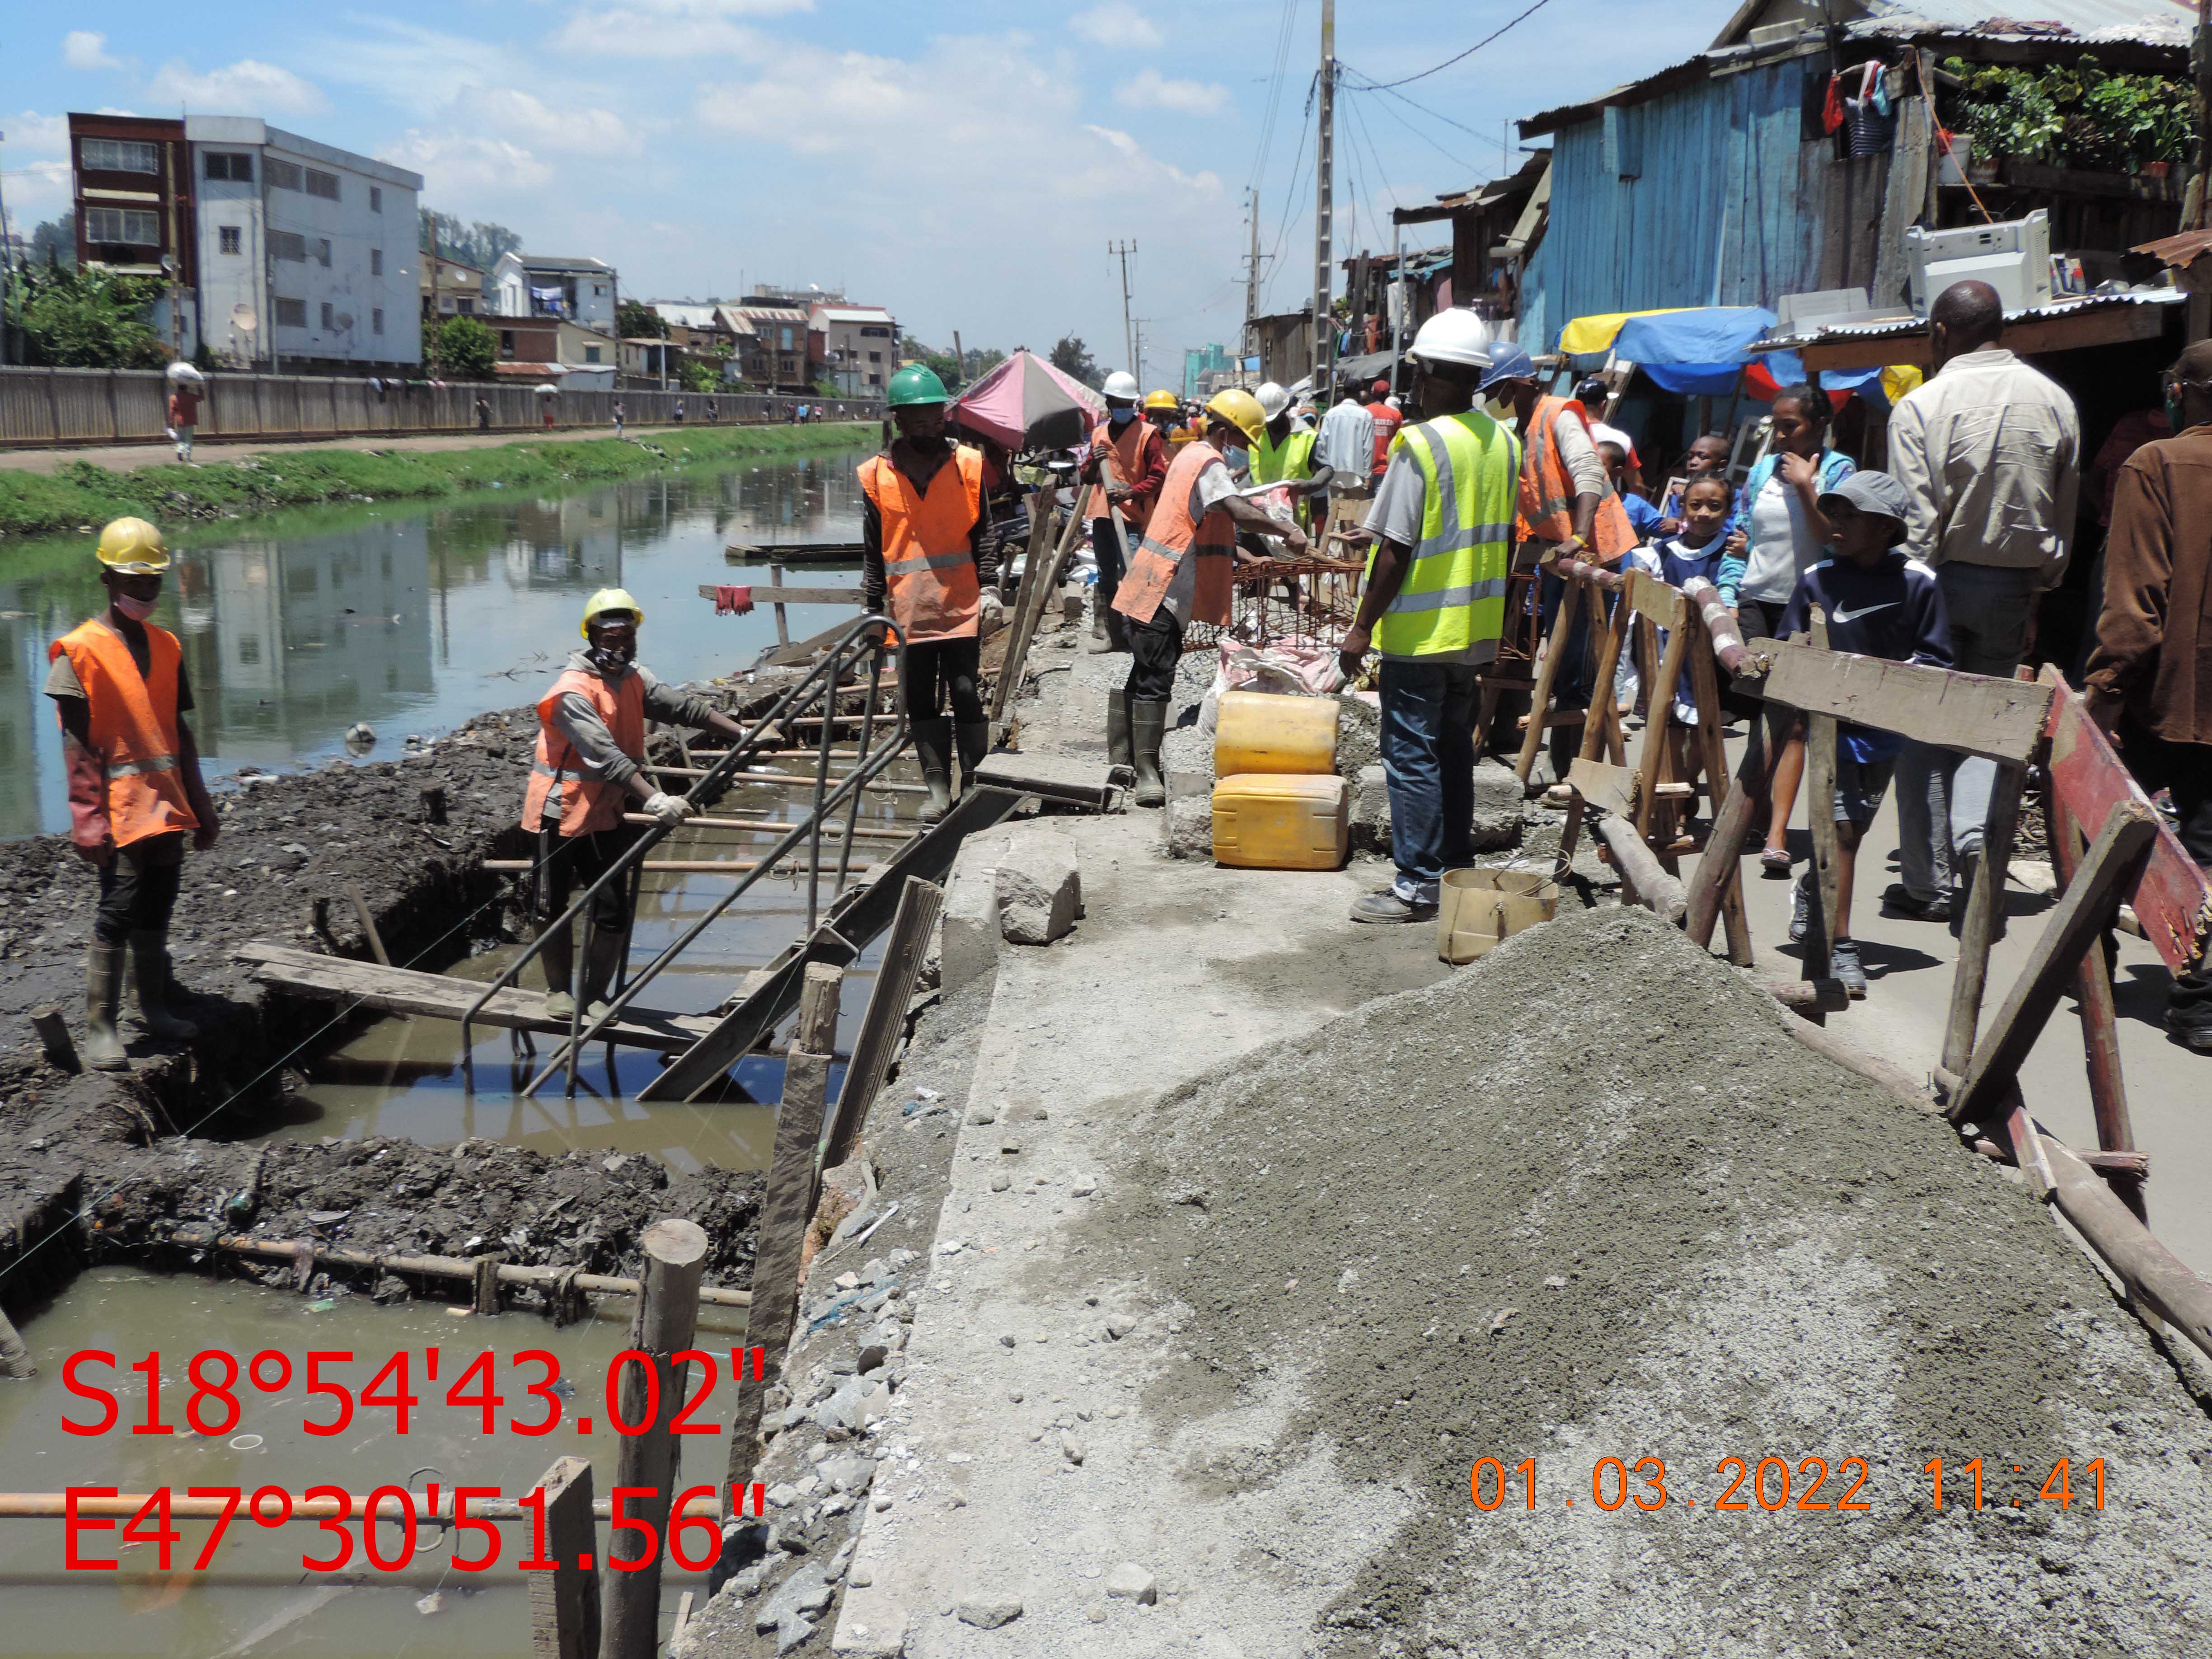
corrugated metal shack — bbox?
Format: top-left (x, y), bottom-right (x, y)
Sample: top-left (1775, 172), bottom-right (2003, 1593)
top-left (1516, 0), bottom-right (2193, 353)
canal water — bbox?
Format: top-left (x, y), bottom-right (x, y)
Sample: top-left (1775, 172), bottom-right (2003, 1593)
top-left (0, 447), bottom-right (902, 1654)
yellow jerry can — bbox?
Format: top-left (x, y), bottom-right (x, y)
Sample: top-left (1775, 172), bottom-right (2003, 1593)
top-left (1213, 690), bottom-right (1339, 777)
top-left (1211, 773), bottom-right (1350, 870)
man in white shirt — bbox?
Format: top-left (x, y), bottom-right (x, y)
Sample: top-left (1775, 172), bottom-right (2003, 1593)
top-left (1318, 389), bottom-right (1378, 496)
top-left (1886, 280), bottom-right (2081, 919)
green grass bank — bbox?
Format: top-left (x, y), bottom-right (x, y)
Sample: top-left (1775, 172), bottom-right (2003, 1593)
top-left (0, 421), bottom-right (877, 540)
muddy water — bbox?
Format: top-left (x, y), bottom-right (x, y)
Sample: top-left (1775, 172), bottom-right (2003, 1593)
top-left (1, 447), bottom-right (871, 839)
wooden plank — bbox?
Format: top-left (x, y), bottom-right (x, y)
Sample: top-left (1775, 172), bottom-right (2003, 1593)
top-left (1684, 606), bottom-right (1754, 966)
top-left (1762, 641), bottom-right (2054, 764)
top-left (1575, 597), bottom-right (1631, 764)
top-left (637, 924), bottom-right (857, 1104)
top-left (1625, 567), bottom-right (1686, 630)
top-left (1566, 757), bottom-right (1639, 820)
top-left (1592, 811), bottom-right (1687, 923)
top-left (2044, 1134), bottom-right (2212, 1368)
top-left (724, 539), bottom-right (868, 562)
top-left (1515, 572), bottom-right (1581, 786)
top-left (1632, 617), bottom-right (1692, 850)
top-left (697, 583), bottom-right (864, 606)
top-left (2052, 788), bottom-right (2142, 1218)
top-left (1795, 610), bottom-right (1839, 993)
top-left (2041, 665), bottom-right (2212, 975)
top-left (619, 812), bottom-right (911, 841)
top-left (761, 617), bottom-right (856, 668)
top-left (1940, 758), bottom-right (2027, 1074)
top-left (232, 942), bottom-right (716, 1051)
top-left (822, 878), bottom-right (943, 1172)
top-left (526, 1457), bottom-right (599, 1659)
top-left (1949, 799), bottom-right (2160, 1126)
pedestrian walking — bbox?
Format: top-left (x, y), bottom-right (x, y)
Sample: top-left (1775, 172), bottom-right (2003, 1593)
top-left (1318, 386), bottom-right (1377, 497)
top-left (613, 399), bottom-right (625, 436)
top-left (166, 382), bottom-right (202, 463)
top-left (674, 399), bottom-right (686, 424)
top-left (475, 396), bottom-right (492, 431)
top-left (1079, 370), bottom-right (1169, 654)
top-left (1887, 279), bottom-right (2080, 919)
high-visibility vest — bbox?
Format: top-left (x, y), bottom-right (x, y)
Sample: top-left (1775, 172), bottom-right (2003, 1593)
top-left (1250, 426), bottom-right (1317, 487)
top-left (49, 619), bottom-right (199, 848)
top-left (858, 445), bottom-right (984, 644)
top-left (1517, 395), bottom-right (1636, 559)
top-left (1113, 442), bottom-right (1236, 628)
top-left (1371, 411), bottom-right (1519, 659)
top-left (523, 666), bottom-right (646, 837)
top-left (1083, 419), bottom-right (1161, 528)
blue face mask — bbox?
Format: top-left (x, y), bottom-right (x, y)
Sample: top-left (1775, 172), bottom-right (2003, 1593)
top-left (1224, 445), bottom-right (1251, 473)
top-left (1108, 405), bottom-right (1135, 427)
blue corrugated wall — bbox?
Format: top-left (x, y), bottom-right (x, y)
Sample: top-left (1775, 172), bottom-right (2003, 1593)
top-left (1526, 57), bottom-right (1830, 350)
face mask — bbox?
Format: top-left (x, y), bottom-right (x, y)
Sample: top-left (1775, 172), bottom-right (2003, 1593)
top-left (1224, 445), bottom-right (1251, 473)
top-left (1108, 406), bottom-right (1135, 428)
top-left (588, 637), bottom-right (635, 673)
top-left (113, 593), bottom-right (158, 621)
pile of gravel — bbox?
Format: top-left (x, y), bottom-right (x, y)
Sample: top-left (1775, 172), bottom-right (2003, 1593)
top-left (1093, 905), bottom-right (2212, 1656)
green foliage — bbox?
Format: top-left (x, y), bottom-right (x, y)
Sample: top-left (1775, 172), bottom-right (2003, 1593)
top-left (415, 210), bottom-right (523, 272)
top-left (1944, 55), bottom-right (2195, 170)
top-left (617, 299), bottom-right (666, 339)
top-left (3, 263), bottom-right (169, 368)
top-left (677, 356), bottom-right (724, 393)
top-left (429, 314), bottom-right (499, 381)
top-left (914, 345), bottom-right (964, 389)
top-left (30, 214), bottom-right (77, 270)
top-left (1050, 335), bottom-right (1102, 389)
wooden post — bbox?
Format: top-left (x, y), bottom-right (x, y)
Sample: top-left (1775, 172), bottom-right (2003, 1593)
top-left (29, 1007), bottom-right (79, 1075)
top-left (527, 1456), bottom-right (600, 1659)
top-left (473, 1253), bottom-right (504, 1317)
top-left (1799, 612), bottom-right (1838, 994)
top-left (601, 1218), bottom-right (710, 1659)
top-left (1575, 592), bottom-right (1631, 764)
top-left (821, 878), bottom-right (942, 1172)
top-left (344, 881), bottom-right (392, 967)
top-left (1514, 571), bottom-right (1581, 787)
top-left (1592, 811), bottom-right (1688, 923)
top-left (770, 562), bottom-right (790, 648)
top-left (2051, 791), bottom-right (2143, 1218)
top-left (1683, 609), bottom-right (1753, 966)
top-left (1631, 613), bottom-right (1692, 855)
top-left (1685, 738), bottom-right (1775, 952)
top-left (1948, 799), bottom-right (2160, 1127)
top-left (725, 962), bottom-right (844, 1492)
top-left (1940, 758), bottom-right (2027, 1075)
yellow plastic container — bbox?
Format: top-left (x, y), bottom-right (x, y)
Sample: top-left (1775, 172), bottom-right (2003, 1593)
top-left (1214, 690), bottom-right (1340, 777)
top-left (1211, 773), bottom-right (1350, 870)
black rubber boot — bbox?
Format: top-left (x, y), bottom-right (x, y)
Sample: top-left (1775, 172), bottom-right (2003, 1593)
top-left (955, 721), bottom-right (991, 799)
top-left (912, 716), bottom-right (954, 823)
top-left (538, 922), bottom-right (576, 1019)
top-left (1107, 689), bottom-right (1133, 772)
top-left (84, 942), bottom-right (128, 1071)
top-left (1087, 599), bottom-right (1112, 651)
top-left (129, 930), bottom-right (198, 1040)
top-left (1130, 698), bottom-right (1169, 808)
top-left (581, 925), bottom-right (626, 1021)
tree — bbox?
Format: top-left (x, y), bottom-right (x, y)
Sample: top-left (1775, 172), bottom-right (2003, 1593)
top-left (677, 356), bottom-right (725, 394)
top-left (30, 215), bottom-right (76, 271)
top-left (914, 344), bottom-right (963, 389)
top-left (417, 210), bottom-right (523, 272)
top-left (964, 346), bottom-right (1006, 381)
top-left (429, 314), bottom-right (498, 381)
top-left (3, 263), bottom-right (168, 367)
top-left (617, 299), bottom-right (666, 339)
top-left (1050, 335), bottom-right (1101, 389)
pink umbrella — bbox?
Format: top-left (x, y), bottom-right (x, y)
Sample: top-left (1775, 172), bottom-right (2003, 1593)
top-left (951, 350), bottom-right (1106, 451)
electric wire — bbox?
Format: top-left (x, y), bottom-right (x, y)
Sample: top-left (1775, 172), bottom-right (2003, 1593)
top-left (1359, 0), bottom-right (1560, 89)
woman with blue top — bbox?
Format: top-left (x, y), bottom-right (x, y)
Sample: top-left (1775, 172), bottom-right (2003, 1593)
top-left (1717, 385), bottom-right (1855, 877)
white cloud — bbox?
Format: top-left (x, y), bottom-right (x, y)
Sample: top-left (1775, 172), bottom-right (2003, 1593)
top-left (63, 31), bottom-right (122, 71)
top-left (383, 131), bottom-right (556, 194)
top-left (1070, 5), bottom-right (1162, 48)
top-left (6, 110), bottom-right (70, 152)
top-left (149, 58), bottom-right (329, 116)
top-left (473, 88), bottom-right (644, 157)
top-left (552, 0), bottom-right (808, 57)
top-left (308, 21), bottom-right (515, 118)
top-left (1114, 67), bottom-right (1228, 116)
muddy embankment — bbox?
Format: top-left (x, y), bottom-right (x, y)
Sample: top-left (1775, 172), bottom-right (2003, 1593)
top-left (0, 680), bottom-right (798, 1319)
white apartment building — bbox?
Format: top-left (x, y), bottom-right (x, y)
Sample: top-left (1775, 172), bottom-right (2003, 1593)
top-left (489, 252), bottom-right (618, 333)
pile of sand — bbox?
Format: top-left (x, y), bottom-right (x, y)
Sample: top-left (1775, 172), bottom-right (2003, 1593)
top-left (1094, 905), bottom-right (2212, 1656)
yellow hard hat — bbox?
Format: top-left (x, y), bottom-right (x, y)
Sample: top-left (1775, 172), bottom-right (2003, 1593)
top-left (1143, 389), bottom-right (1178, 412)
top-left (580, 587), bottom-right (644, 638)
top-left (95, 517), bottom-right (171, 575)
top-left (1204, 388), bottom-right (1266, 446)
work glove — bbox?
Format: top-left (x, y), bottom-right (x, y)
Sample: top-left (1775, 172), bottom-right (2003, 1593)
top-left (642, 791), bottom-right (696, 825)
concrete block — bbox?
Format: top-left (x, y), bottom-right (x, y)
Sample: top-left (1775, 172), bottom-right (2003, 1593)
top-left (1351, 763), bottom-right (1392, 853)
top-left (994, 821), bottom-right (1081, 945)
top-left (939, 833), bottom-right (1005, 993)
top-left (1469, 757), bottom-right (1525, 851)
top-left (1061, 583), bottom-right (1086, 624)
top-left (1160, 769), bottom-right (1214, 860)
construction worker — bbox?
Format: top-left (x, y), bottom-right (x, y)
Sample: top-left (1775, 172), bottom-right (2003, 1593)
top-left (1079, 370), bottom-right (1169, 655)
top-left (47, 518), bottom-right (221, 1070)
top-left (1143, 388), bottom-right (1181, 440)
top-left (1478, 342), bottom-right (1637, 778)
top-left (861, 364), bottom-right (1003, 821)
top-left (525, 589), bottom-right (757, 1019)
top-left (1337, 311), bottom-right (1519, 924)
top-left (1364, 378), bottom-right (1402, 487)
top-left (1247, 381), bottom-right (1336, 510)
top-left (1112, 388), bottom-right (1309, 805)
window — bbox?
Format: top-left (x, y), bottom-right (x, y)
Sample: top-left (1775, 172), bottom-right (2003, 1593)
top-left (867, 351), bottom-right (881, 363)
top-left (370, 186), bottom-right (382, 213)
top-left (320, 302), bottom-right (334, 331)
top-left (315, 239), bottom-right (331, 267)
top-left (584, 345), bottom-right (601, 363)
top-left (274, 297), bottom-right (307, 328)
top-left (456, 297), bottom-right (473, 314)
top-left (868, 372), bottom-right (882, 386)
top-left (305, 168), bottom-right (340, 201)
top-left (860, 325), bottom-right (890, 338)
top-left (370, 249), bottom-right (382, 276)
top-left (593, 284), bottom-right (605, 297)
top-left (780, 326), bottom-right (793, 350)
top-left (269, 230), bottom-right (306, 262)
top-left (204, 152), bottom-right (253, 183)
top-left (84, 207), bottom-right (159, 246)
top-left (266, 158), bottom-right (302, 191)
top-left (81, 137), bottom-right (160, 173)
top-left (219, 225), bottom-right (241, 255)
top-left (372, 308), bottom-right (384, 335)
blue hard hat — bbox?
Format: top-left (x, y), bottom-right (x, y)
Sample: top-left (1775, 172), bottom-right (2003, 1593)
top-left (1479, 343), bottom-right (1539, 393)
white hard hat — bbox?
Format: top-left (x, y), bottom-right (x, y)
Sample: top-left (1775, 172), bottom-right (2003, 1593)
top-left (1254, 381), bottom-right (1292, 422)
top-left (1407, 308), bottom-right (1495, 372)
top-left (1101, 370), bottom-right (1139, 402)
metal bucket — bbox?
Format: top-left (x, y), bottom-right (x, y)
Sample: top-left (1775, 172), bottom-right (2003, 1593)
top-left (1438, 866), bottom-right (1558, 964)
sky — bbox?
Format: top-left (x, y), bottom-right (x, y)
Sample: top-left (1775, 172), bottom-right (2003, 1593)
top-left (2, 1), bottom-right (1734, 381)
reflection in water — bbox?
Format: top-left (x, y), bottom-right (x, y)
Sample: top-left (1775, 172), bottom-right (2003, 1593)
top-left (1, 451), bottom-right (871, 836)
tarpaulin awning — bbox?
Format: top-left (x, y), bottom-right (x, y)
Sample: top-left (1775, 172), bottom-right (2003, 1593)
top-left (1744, 352), bottom-right (1887, 404)
top-left (1557, 307), bottom-right (1696, 356)
top-left (951, 350), bottom-right (1106, 451)
top-left (1611, 308), bottom-right (1779, 395)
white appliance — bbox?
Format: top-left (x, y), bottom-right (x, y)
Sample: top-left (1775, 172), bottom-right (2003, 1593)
top-left (1906, 210), bottom-right (2054, 317)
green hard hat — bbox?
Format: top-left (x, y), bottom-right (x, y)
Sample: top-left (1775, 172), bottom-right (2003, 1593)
top-left (887, 364), bottom-right (951, 408)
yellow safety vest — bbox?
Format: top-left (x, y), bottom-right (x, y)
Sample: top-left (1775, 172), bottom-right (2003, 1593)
top-left (1372, 410), bottom-right (1518, 658)
top-left (1250, 427), bottom-right (1317, 487)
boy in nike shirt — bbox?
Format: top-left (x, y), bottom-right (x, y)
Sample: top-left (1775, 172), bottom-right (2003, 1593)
top-left (1777, 471), bottom-right (1951, 996)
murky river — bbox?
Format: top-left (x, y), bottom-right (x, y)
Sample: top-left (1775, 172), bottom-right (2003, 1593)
top-left (0, 448), bottom-right (899, 1654)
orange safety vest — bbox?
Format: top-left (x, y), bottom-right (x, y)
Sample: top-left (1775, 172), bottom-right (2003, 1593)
top-left (858, 445), bottom-right (984, 644)
top-left (49, 620), bottom-right (199, 848)
top-left (1112, 441), bottom-right (1236, 628)
top-left (523, 666), bottom-right (646, 837)
top-left (1083, 419), bottom-right (1160, 529)
top-left (1517, 394), bottom-right (1636, 561)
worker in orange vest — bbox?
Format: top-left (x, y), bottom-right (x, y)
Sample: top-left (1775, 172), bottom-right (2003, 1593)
top-left (861, 365), bottom-right (1004, 820)
top-left (1111, 387), bottom-right (1308, 805)
top-left (523, 588), bottom-right (756, 1019)
top-left (1079, 372), bottom-right (1170, 655)
top-left (47, 519), bottom-right (221, 1070)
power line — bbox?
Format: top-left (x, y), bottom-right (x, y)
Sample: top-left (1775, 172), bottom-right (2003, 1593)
top-left (1245, 0), bottom-right (1303, 198)
top-left (1340, 64), bottom-right (1514, 157)
top-left (1344, 80), bottom-right (1488, 178)
top-left (1359, 0), bottom-right (1560, 90)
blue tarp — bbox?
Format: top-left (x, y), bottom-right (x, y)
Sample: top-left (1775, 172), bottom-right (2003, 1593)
top-left (1612, 307), bottom-right (1776, 395)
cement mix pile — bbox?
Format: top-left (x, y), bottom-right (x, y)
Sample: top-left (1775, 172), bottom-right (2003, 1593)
top-left (1094, 906), bottom-right (2212, 1657)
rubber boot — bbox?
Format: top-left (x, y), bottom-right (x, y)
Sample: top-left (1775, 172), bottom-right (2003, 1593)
top-left (581, 926), bottom-right (626, 1022)
top-left (538, 922), bottom-right (576, 1019)
top-left (1087, 599), bottom-right (1111, 651)
top-left (955, 722), bottom-right (991, 800)
top-left (1130, 698), bottom-right (1169, 808)
top-left (912, 716), bottom-right (954, 824)
top-left (83, 942), bottom-right (128, 1072)
top-left (128, 930), bottom-right (198, 1040)
top-left (1106, 688), bottom-right (1134, 773)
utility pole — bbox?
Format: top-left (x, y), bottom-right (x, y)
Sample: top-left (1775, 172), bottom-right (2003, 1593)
top-left (1131, 318), bottom-right (1146, 388)
top-left (1108, 239), bottom-right (1137, 373)
top-left (164, 138), bottom-right (184, 361)
top-left (1312, 0), bottom-right (1336, 396)
top-left (0, 127), bottom-right (14, 366)
top-left (1243, 187), bottom-right (1260, 387)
